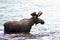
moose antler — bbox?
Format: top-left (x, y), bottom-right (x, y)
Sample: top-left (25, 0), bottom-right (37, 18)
top-left (31, 12), bottom-right (36, 16)
top-left (38, 11), bottom-right (43, 17)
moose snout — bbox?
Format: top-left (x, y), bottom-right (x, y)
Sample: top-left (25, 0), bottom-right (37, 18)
top-left (41, 21), bottom-right (45, 24)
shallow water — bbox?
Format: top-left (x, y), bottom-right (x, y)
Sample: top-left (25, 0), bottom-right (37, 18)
top-left (0, 29), bottom-right (60, 40)
top-left (0, 0), bottom-right (60, 40)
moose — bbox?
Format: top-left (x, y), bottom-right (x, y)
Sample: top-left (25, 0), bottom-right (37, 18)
top-left (4, 11), bottom-right (45, 34)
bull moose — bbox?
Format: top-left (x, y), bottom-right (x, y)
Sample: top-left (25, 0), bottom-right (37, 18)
top-left (4, 11), bottom-right (45, 34)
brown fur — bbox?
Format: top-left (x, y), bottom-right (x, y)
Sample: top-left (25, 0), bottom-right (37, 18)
top-left (4, 11), bottom-right (45, 34)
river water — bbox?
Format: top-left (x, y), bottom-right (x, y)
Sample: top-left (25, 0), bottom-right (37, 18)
top-left (0, 0), bottom-right (60, 40)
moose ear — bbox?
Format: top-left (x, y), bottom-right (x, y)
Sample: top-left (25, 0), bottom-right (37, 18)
top-left (31, 12), bottom-right (36, 16)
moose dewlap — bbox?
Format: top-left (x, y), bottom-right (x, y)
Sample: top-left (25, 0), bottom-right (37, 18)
top-left (4, 11), bottom-right (45, 34)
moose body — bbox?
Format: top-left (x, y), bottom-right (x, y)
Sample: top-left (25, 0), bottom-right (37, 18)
top-left (4, 11), bottom-right (45, 34)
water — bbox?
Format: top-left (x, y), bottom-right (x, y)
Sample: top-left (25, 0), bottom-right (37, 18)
top-left (0, 0), bottom-right (60, 40)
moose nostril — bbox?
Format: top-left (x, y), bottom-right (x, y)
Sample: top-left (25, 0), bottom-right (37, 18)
top-left (41, 21), bottom-right (45, 24)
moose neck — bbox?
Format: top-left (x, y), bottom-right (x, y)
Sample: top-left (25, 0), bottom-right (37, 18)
top-left (29, 17), bottom-right (36, 27)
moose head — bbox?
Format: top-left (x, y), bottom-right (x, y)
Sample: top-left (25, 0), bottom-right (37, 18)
top-left (31, 11), bottom-right (45, 24)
